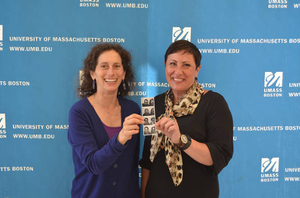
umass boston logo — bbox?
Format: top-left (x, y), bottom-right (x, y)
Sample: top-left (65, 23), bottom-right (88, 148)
top-left (261, 157), bottom-right (279, 182)
top-left (0, 113), bottom-right (7, 139)
top-left (264, 71), bottom-right (283, 97)
top-left (0, 113), bottom-right (6, 129)
top-left (172, 27), bottom-right (191, 42)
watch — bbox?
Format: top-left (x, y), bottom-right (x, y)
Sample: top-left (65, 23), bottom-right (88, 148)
top-left (176, 134), bottom-right (191, 150)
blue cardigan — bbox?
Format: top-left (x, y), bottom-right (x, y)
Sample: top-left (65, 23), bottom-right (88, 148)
top-left (68, 97), bottom-right (141, 198)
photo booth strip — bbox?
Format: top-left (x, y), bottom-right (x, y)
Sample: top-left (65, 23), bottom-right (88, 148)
top-left (141, 97), bottom-right (157, 136)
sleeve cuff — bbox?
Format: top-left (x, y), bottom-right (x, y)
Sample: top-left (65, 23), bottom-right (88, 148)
top-left (111, 133), bottom-right (128, 151)
top-left (206, 142), bottom-right (227, 175)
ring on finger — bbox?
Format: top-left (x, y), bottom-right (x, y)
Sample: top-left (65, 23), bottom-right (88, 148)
top-left (169, 117), bottom-right (175, 121)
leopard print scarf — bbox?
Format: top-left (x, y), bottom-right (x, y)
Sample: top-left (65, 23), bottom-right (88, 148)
top-left (150, 81), bottom-right (204, 186)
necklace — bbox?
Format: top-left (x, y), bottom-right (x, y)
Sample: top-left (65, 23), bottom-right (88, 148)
top-left (94, 94), bottom-right (120, 117)
top-left (104, 106), bottom-right (120, 116)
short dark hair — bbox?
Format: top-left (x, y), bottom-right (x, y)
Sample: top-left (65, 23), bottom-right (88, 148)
top-left (164, 40), bottom-right (201, 68)
top-left (78, 43), bottom-right (134, 98)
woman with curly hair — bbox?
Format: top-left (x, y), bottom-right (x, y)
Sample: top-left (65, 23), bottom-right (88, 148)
top-left (68, 43), bottom-right (144, 198)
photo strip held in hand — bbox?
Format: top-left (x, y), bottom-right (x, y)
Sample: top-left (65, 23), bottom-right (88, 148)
top-left (141, 97), bottom-right (157, 136)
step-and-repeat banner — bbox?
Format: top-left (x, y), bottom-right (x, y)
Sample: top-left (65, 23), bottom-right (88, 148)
top-left (1, 1), bottom-right (299, 197)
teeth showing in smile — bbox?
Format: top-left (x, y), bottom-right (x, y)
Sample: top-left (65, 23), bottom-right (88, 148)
top-left (105, 79), bottom-right (117, 82)
top-left (174, 78), bottom-right (183, 81)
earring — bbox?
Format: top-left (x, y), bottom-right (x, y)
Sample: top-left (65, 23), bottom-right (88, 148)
top-left (123, 80), bottom-right (126, 90)
top-left (92, 79), bottom-right (96, 90)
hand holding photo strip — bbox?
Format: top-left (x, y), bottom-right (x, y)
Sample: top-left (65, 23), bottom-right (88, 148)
top-left (141, 97), bottom-right (157, 136)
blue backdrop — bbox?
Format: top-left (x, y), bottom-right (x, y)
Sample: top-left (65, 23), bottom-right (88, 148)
top-left (1, 0), bottom-right (300, 197)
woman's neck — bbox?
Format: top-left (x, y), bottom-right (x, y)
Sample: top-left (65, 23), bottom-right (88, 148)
top-left (94, 91), bottom-right (119, 108)
top-left (172, 91), bottom-right (185, 104)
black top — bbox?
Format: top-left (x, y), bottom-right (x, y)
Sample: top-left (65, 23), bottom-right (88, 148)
top-left (140, 91), bottom-right (234, 198)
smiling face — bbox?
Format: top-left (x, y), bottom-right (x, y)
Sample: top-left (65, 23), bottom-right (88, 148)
top-left (165, 51), bottom-right (201, 101)
top-left (90, 50), bottom-right (125, 95)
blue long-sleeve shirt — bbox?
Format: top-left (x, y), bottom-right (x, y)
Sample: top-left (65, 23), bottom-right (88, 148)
top-left (68, 97), bottom-right (141, 198)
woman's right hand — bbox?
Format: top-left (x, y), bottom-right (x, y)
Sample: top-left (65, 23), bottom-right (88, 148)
top-left (118, 114), bottom-right (145, 145)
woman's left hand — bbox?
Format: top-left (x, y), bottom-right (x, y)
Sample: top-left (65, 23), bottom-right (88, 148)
top-left (155, 116), bottom-right (181, 144)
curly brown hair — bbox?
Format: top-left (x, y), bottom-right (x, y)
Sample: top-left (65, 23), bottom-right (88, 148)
top-left (78, 43), bottom-right (134, 98)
